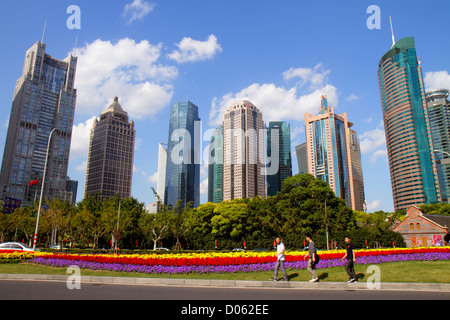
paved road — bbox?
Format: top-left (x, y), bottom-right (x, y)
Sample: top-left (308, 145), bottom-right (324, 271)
top-left (1, 279), bottom-right (449, 301)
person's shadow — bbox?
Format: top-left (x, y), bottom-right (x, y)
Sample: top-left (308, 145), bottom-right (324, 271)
top-left (287, 273), bottom-right (299, 280)
top-left (318, 273), bottom-right (329, 281)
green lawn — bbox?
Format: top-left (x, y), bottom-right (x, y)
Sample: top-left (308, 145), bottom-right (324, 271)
top-left (1, 260), bottom-right (449, 283)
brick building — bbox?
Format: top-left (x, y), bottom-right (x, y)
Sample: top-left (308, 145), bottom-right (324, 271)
top-left (393, 206), bottom-right (450, 247)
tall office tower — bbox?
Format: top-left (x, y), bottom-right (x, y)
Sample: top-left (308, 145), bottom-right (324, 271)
top-left (378, 37), bottom-right (441, 211)
top-left (223, 100), bottom-right (265, 200)
top-left (164, 101), bottom-right (200, 208)
top-left (266, 121), bottom-right (292, 196)
top-left (426, 89), bottom-right (450, 203)
top-left (208, 125), bottom-right (223, 203)
top-left (84, 97), bottom-right (135, 199)
top-left (156, 143), bottom-right (167, 205)
top-left (0, 41), bottom-right (77, 206)
top-left (304, 95), bottom-right (365, 211)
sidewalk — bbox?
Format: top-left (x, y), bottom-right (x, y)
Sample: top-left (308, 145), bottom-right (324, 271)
top-left (1, 273), bottom-right (450, 292)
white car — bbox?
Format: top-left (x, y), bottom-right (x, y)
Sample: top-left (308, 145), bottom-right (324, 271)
top-left (0, 242), bottom-right (38, 251)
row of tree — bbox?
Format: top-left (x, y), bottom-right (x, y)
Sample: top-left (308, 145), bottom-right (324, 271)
top-left (0, 174), bottom-right (408, 251)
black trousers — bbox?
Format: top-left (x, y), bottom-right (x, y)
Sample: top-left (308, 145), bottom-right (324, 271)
top-left (345, 259), bottom-right (356, 279)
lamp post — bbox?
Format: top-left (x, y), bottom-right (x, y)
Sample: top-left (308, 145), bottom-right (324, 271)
top-left (324, 193), bottom-right (330, 251)
top-left (432, 149), bottom-right (450, 158)
top-left (32, 128), bottom-right (57, 251)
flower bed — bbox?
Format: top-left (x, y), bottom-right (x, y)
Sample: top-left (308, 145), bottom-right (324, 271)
top-left (22, 247), bottom-right (450, 275)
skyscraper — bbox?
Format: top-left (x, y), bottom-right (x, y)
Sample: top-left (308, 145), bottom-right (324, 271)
top-left (426, 89), bottom-right (450, 203)
top-left (0, 41), bottom-right (77, 205)
top-left (378, 37), bottom-right (441, 211)
top-left (84, 97), bottom-right (135, 199)
top-left (156, 143), bottom-right (167, 205)
top-left (223, 100), bottom-right (265, 200)
top-left (304, 95), bottom-right (365, 211)
top-left (164, 101), bottom-right (200, 208)
top-left (266, 121), bottom-right (292, 196)
top-left (208, 125), bottom-right (223, 203)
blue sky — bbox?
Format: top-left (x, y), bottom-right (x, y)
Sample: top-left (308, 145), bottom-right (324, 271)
top-left (1, 0), bottom-right (450, 212)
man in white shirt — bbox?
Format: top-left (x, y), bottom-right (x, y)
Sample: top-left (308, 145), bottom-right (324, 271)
top-left (269, 237), bottom-right (288, 281)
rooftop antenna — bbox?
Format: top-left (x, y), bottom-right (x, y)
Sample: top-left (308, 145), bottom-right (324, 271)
top-left (41, 20), bottom-right (47, 44)
top-left (389, 16), bottom-right (396, 47)
top-left (73, 34), bottom-right (78, 57)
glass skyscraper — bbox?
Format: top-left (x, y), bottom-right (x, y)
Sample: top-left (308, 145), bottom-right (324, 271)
top-left (426, 89), bottom-right (450, 203)
top-left (208, 125), bottom-right (223, 203)
top-left (0, 41), bottom-right (77, 205)
top-left (304, 95), bottom-right (365, 211)
top-left (266, 121), bottom-right (292, 196)
top-left (378, 37), bottom-right (441, 211)
top-left (164, 101), bottom-right (200, 208)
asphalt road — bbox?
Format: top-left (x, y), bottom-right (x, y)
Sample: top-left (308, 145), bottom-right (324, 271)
top-left (1, 279), bottom-right (449, 301)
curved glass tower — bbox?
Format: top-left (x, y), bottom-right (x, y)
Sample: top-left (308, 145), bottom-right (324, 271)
top-left (378, 37), bottom-right (441, 211)
top-left (164, 101), bottom-right (200, 208)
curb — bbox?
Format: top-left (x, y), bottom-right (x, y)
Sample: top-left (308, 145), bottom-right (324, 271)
top-left (1, 274), bottom-right (450, 292)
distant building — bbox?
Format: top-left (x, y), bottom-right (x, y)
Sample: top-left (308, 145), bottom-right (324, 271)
top-left (208, 125), bottom-right (223, 203)
top-left (156, 143), bottom-right (167, 205)
top-left (84, 97), bottom-right (135, 199)
top-left (295, 142), bottom-right (308, 175)
top-left (304, 95), bottom-right (365, 211)
top-left (65, 177), bottom-right (78, 204)
top-left (426, 89), bottom-right (450, 203)
top-left (393, 206), bottom-right (450, 247)
top-left (223, 100), bottom-right (265, 200)
top-left (378, 37), bottom-right (441, 211)
top-left (0, 41), bottom-right (77, 205)
top-left (266, 121), bottom-right (292, 196)
top-left (164, 101), bottom-right (200, 208)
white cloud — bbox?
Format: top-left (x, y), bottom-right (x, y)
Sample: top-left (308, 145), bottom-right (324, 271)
top-left (168, 34), bottom-right (223, 63)
top-left (424, 70), bottom-right (450, 91)
top-left (123, 0), bottom-right (155, 24)
top-left (74, 38), bottom-right (177, 119)
top-left (346, 93), bottom-right (359, 101)
top-left (367, 200), bottom-right (382, 212)
top-left (70, 116), bottom-right (97, 160)
top-left (359, 122), bottom-right (388, 164)
top-left (359, 127), bottom-right (386, 155)
top-left (282, 63), bottom-right (331, 89)
top-left (209, 81), bottom-right (338, 126)
top-left (200, 178), bottom-right (208, 195)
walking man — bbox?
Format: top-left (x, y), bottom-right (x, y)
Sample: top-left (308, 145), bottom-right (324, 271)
top-left (304, 234), bottom-right (318, 282)
top-left (270, 237), bottom-right (288, 281)
top-left (342, 236), bottom-right (357, 283)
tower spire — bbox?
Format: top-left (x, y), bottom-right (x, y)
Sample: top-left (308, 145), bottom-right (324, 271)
top-left (389, 16), bottom-right (396, 47)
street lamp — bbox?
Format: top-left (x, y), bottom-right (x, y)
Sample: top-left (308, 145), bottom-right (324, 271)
top-left (324, 193), bottom-right (330, 251)
top-left (32, 128), bottom-right (57, 251)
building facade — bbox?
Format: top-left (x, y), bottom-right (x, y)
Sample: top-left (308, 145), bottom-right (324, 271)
top-left (266, 121), bottom-right (292, 196)
top-left (84, 97), bottom-right (135, 199)
top-left (378, 37), bottom-right (441, 212)
top-left (393, 206), bottom-right (449, 247)
top-left (208, 125), bottom-right (223, 203)
top-left (0, 41), bottom-right (77, 206)
top-left (426, 89), bottom-right (450, 203)
top-left (304, 95), bottom-right (365, 211)
top-left (223, 100), bottom-right (265, 200)
top-left (164, 101), bottom-right (200, 208)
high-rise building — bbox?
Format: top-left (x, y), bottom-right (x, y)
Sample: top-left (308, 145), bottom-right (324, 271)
top-left (156, 143), bottom-right (167, 205)
top-left (164, 101), bottom-right (200, 208)
top-left (378, 37), bottom-right (441, 211)
top-left (84, 97), bottom-right (135, 199)
top-left (304, 95), bottom-right (365, 211)
top-left (208, 125), bottom-right (223, 203)
top-left (0, 41), bottom-right (77, 205)
top-left (426, 89), bottom-right (450, 203)
top-left (295, 142), bottom-right (308, 174)
top-left (223, 100), bottom-right (265, 200)
top-left (266, 121), bottom-right (292, 196)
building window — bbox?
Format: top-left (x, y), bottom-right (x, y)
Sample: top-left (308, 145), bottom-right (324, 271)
top-left (416, 223), bottom-right (420, 230)
top-left (410, 223), bottom-right (414, 230)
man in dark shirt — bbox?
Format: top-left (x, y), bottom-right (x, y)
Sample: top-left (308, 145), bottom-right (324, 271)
top-left (341, 236), bottom-right (357, 283)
